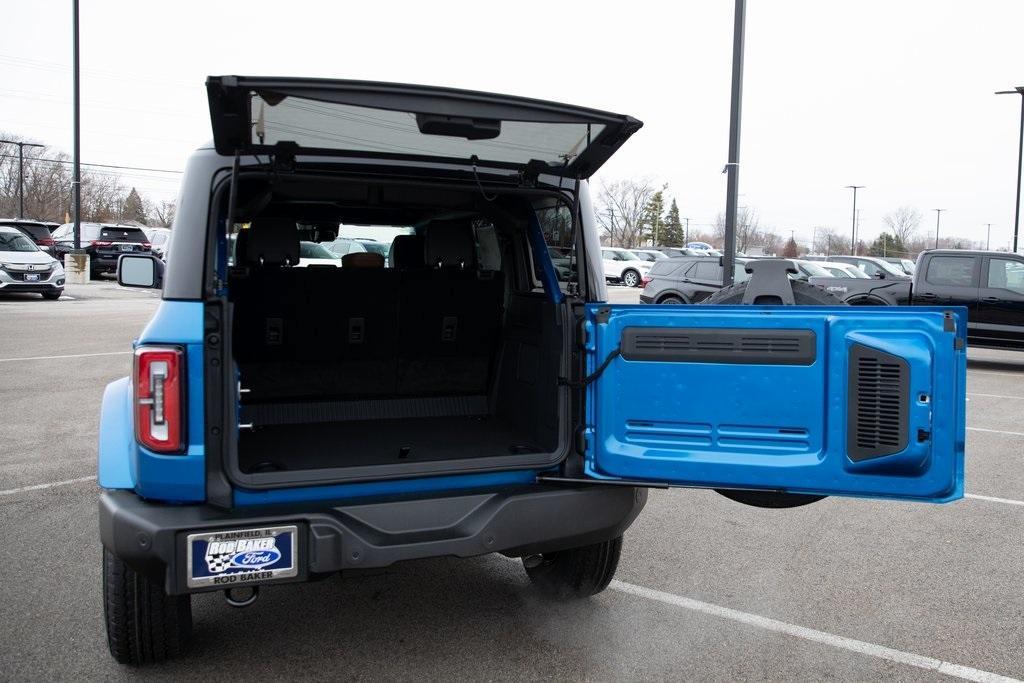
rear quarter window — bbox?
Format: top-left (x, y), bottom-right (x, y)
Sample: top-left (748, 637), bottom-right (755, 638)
top-left (649, 260), bottom-right (682, 277)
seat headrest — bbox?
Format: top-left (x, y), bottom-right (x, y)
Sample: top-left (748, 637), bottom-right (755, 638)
top-left (245, 217), bottom-right (299, 266)
top-left (389, 234), bottom-right (425, 270)
top-left (424, 221), bottom-right (476, 269)
top-left (342, 252), bottom-right (385, 269)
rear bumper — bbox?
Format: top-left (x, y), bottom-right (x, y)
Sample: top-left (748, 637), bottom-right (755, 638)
top-left (639, 294), bottom-right (655, 304)
top-left (99, 484), bottom-right (647, 594)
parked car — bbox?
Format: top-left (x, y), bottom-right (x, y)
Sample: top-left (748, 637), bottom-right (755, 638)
top-left (0, 219), bottom-right (56, 256)
top-left (144, 227), bottom-right (172, 260)
top-left (810, 249), bottom-right (1024, 349)
top-left (789, 259), bottom-right (834, 281)
top-left (52, 222), bottom-right (152, 278)
top-left (819, 261), bottom-right (870, 278)
top-left (828, 255), bottom-right (911, 280)
top-left (354, 238), bottom-right (391, 259)
top-left (650, 246), bottom-right (707, 258)
top-left (631, 248), bottom-right (664, 263)
top-left (324, 237), bottom-right (368, 258)
top-left (297, 240), bottom-right (343, 266)
top-left (100, 75), bottom-right (966, 665)
top-left (884, 257), bottom-right (917, 276)
top-left (639, 256), bottom-right (752, 304)
top-left (601, 247), bottom-right (652, 287)
top-left (0, 225), bottom-right (65, 299)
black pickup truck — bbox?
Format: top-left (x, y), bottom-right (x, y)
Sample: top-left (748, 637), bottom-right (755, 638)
top-left (810, 249), bottom-right (1024, 350)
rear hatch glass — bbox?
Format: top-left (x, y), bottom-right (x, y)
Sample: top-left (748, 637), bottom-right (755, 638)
top-left (99, 227), bottom-right (149, 243)
top-left (207, 76), bottom-right (642, 179)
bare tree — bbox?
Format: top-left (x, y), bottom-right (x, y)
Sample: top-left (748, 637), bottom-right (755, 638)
top-left (811, 226), bottom-right (848, 256)
top-left (758, 230), bottom-right (782, 255)
top-left (594, 178), bottom-right (657, 248)
top-left (149, 199), bottom-right (177, 227)
top-left (882, 206), bottom-right (922, 246)
top-left (713, 206), bottom-right (760, 252)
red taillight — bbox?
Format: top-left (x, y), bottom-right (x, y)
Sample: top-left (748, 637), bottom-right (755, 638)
top-left (641, 275), bottom-right (653, 286)
top-left (91, 240), bottom-right (113, 247)
top-left (134, 346), bottom-right (185, 453)
top-left (142, 241), bottom-right (152, 248)
top-left (38, 237), bottom-right (55, 246)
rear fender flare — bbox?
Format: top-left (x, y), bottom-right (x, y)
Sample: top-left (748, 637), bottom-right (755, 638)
top-left (98, 376), bottom-right (136, 489)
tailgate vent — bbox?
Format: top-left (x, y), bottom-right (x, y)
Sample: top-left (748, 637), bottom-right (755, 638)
top-left (847, 344), bottom-right (909, 461)
top-left (622, 328), bottom-right (815, 365)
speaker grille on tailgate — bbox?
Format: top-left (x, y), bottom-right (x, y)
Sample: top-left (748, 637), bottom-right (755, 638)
top-left (621, 328), bottom-right (815, 365)
top-left (847, 344), bottom-right (909, 461)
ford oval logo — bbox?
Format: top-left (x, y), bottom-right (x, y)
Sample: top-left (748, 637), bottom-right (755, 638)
top-left (230, 548), bottom-right (282, 568)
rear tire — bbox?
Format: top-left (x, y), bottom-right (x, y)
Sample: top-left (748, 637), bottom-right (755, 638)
top-left (523, 536), bottom-right (623, 598)
top-left (703, 279), bottom-right (845, 306)
top-left (621, 269), bottom-right (641, 288)
top-left (658, 295), bottom-right (686, 305)
top-left (103, 548), bottom-right (192, 666)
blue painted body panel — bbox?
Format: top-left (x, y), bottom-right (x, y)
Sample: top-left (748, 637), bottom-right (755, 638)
top-left (97, 300), bottom-right (207, 502)
top-left (233, 470), bottom-right (538, 506)
top-left (584, 304), bottom-right (967, 502)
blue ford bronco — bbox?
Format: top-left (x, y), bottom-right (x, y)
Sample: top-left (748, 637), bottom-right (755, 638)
top-left (100, 76), bottom-right (967, 665)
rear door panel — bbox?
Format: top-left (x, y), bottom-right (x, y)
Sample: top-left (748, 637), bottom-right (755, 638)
top-left (584, 305), bottom-right (966, 502)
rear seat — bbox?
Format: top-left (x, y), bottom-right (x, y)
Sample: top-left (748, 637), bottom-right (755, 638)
top-left (398, 221), bottom-right (504, 395)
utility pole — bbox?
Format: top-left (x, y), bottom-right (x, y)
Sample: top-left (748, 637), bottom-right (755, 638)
top-left (845, 185), bottom-right (864, 255)
top-left (995, 87), bottom-right (1023, 252)
top-left (72, 0), bottom-right (82, 251)
top-left (0, 140), bottom-right (45, 218)
top-left (721, 0), bottom-right (746, 286)
top-left (682, 217), bottom-right (691, 245)
top-left (986, 223), bottom-right (992, 250)
top-left (933, 209), bottom-right (945, 249)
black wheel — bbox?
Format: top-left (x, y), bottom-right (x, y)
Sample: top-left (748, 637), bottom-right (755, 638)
top-left (103, 548), bottom-right (192, 666)
top-left (41, 291), bottom-right (61, 300)
top-left (703, 279), bottom-right (845, 306)
top-left (701, 279), bottom-right (844, 509)
top-left (621, 269), bottom-right (641, 288)
top-left (522, 536), bottom-right (622, 598)
top-left (658, 295), bottom-right (686, 305)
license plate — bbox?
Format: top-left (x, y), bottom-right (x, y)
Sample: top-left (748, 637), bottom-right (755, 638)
top-left (119, 244), bottom-right (134, 252)
top-left (24, 273), bottom-right (40, 282)
top-left (186, 525), bottom-right (298, 589)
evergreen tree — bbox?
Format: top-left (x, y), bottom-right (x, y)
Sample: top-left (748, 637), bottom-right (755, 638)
top-left (661, 198), bottom-right (684, 246)
top-left (640, 189), bottom-right (666, 246)
top-left (782, 236), bottom-right (799, 258)
top-left (121, 187), bottom-right (148, 225)
top-left (868, 232), bottom-right (904, 258)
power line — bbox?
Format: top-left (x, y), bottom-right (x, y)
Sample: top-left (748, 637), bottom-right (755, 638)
top-left (0, 153), bottom-right (181, 174)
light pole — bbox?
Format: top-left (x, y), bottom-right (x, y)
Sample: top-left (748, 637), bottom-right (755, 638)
top-left (845, 185), bottom-right (864, 254)
top-left (995, 87), bottom-right (1023, 253)
top-left (682, 217), bottom-right (691, 245)
top-left (0, 140), bottom-right (45, 218)
top-left (933, 209), bottom-right (945, 249)
top-left (721, 0), bottom-right (746, 286)
top-left (986, 223), bottom-right (992, 250)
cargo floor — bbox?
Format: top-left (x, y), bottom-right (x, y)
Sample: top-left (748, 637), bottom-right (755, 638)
top-left (237, 415), bottom-right (540, 473)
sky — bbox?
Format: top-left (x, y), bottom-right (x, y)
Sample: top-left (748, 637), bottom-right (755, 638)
top-left (3, 0), bottom-right (1022, 249)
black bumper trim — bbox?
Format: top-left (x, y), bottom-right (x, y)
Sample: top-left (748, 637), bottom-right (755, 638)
top-left (99, 484), bottom-right (647, 594)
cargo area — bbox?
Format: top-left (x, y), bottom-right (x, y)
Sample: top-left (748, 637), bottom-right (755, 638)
top-left (225, 183), bottom-right (569, 482)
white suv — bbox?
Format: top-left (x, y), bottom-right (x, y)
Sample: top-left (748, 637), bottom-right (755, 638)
top-left (601, 247), bottom-right (652, 287)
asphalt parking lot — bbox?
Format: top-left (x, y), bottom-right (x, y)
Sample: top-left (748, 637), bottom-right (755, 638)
top-left (1, 283), bottom-right (1022, 681)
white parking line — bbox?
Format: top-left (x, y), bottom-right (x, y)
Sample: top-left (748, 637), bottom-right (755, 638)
top-left (0, 475), bottom-right (97, 497)
top-left (968, 393), bottom-right (1024, 400)
top-left (609, 580), bottom-right (1022, 683)
top-left (0, 351), bottom-right (129, 363)
top-left (967, 427), bottom-right (1024, 437)
top-left (965, 493), bottom-right (1024, 507)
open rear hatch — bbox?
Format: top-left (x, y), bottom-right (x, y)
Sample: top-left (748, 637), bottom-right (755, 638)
top-left (206, 76), bottom-right (642, 178)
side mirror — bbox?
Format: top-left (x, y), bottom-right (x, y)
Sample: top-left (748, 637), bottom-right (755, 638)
top-left (117, 254), bottom-right (164, 289)
top-left (874, 271), bottom-right (886, 279)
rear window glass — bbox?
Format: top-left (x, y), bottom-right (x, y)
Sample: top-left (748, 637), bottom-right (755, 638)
top-left (649, 260), bottom-right (683, 276)
top-left (534, 205), bottom-right (575, 285)
top-left (252, 93), bottom-right (605, 169)
top-left (3, 223), bottom-right (49, 240)
top-left (299, 241), bottom-right (339, 260)
top-left (100, 227), bottom-right (148, 242)
top-left (926, 256), bottom-right (975, 287)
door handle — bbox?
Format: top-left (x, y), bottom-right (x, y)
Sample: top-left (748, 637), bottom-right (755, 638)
top-left (917, 292), bottom-right (937, 299)
top-left (981, 296), bottom-right (1001, 303)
